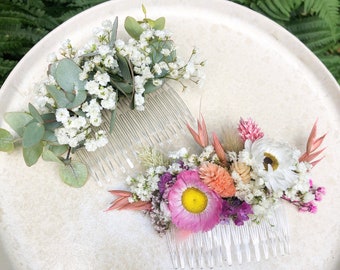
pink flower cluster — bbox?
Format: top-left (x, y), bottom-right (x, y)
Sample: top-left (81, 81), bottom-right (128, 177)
top-left (282, 179), bottom-right (326, 213)
top-left (238, 117), bottom-right (264, 142)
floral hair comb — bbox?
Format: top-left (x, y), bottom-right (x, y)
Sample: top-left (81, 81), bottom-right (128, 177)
top-left (107, 116), bottom-right (326, 267)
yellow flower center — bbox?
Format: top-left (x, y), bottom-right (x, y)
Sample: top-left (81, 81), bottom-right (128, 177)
top-left (263, 152), bottom-right (279, 171)
top-left (181, 187), bottom-right (208, 214)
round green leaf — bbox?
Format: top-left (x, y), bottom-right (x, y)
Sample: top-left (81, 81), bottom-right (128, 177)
top-left (66, 90), bottom-right (87, 109)
top-left (55, 59), bottom-right (85, 92)
top-left (22, 121), bottom-right (45, 148)
top-left (23, 142), bottom-right (43, 167)
top-left (4, 112), bottom-right (33, 137)
top-left (28, 103), bottom-right (43, 123)
top-left (124, 16), bottom-right (144, 40)
top-left (0, 128), bottom-right (14, 152)
top-left (59, 161), bottom-right (88, 188)
top-left (42, 147), bottom-right (64, 165)
top-left (49, 145), bottom-right (68, 156)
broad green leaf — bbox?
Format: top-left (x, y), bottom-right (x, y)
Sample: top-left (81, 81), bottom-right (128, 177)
top-left (0, 128), bottom-right (14, 152)
top-left (113, 81), bottom-right (133, 94)
top-left (153, 17), bottom-right (165, 30)
top-left (55, 58), bottom-right (85, 92)
top-left (4, 112), bottom-right (33, 136)
top-left (28, 103), bottom-right (43, 123)
top-left (48, 62), bottom-right (57, 77)
top-left (42, 113), bottom-right (62, 131)
top-left (117, 53), bottom-right (132, 82)
top-left (23, 142), bottom-right (43, 166)
top-left (65, 92), bottom-right (75, 102)
top-left (144, 79), bottom-right (162, 94)
top-left (124, 16), bottom-right (144, 40)
top-left (42, 147), bottom-right (64, 165)
top-left (49, 145), bottom-right (68, 156)
top-left (43, 130), bottom-right (57, 143)
top-left (66, 90), bottom-right (87, 109)
top-left (46, 84), bottom-right (69, 108)
top-left (149, 40), bottom-right (176, 64)
top-left (59, 160), bottom-right (88, 188)
top-left (22, 121), bottom-right (45, 148)
top-left (109, 16), bottom-right (118, 48)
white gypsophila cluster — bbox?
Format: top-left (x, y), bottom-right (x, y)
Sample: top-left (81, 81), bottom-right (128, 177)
top-left (284, 161), bottom-right (312, 202)
top-left (168, 147), bottom-right (188, 159)
top-left (54, 107), bottom-right (108, 151)
top-left (126, 168), bottom-right (161, 201)
top-left (34, 81), bottom-right (56, 112)
top-left (231, 169), bottom-right (282, 221)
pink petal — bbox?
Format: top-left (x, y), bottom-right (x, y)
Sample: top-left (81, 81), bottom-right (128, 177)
top-left (108, 190), bottom-right (132, 197)
top-left (310, 133), bottom-right (327, 153)
top-left (212, 132), bottom-right (227, 165)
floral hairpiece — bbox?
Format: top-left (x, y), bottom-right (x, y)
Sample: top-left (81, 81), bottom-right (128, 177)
top-left (0, 7), bottom-right (204, 187)
top-left (107, 116), bottom-right (326, 234)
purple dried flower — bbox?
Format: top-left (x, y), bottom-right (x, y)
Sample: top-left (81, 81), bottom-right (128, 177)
top-left (158, 172), bottom-right (176, 197)
top-left (315, 186), bottom-right (326, 201)
top-left (220, 197), bottom-right (253, 226)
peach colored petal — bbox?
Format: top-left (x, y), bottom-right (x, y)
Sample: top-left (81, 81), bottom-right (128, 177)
top-left (199, 163), bottom-right (235, 197)
top-left (299, 120), bottom-right (327, 168)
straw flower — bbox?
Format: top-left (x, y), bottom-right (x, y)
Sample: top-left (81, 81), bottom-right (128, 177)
top-left (199, 163), bottom-right (236, 197)
top-left (231, 161), bottom-right (251, 184)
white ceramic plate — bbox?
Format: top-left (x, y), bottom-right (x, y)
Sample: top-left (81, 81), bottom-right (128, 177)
top-left (0, 0), bottom-right (339, 269)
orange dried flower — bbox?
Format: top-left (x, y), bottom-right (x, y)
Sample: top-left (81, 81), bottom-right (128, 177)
top-left (199, 163), bottom-right (236, 197)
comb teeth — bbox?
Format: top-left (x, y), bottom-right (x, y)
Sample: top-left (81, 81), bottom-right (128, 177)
top-left (76, 83), bottom-right (195, 185)
top-left (166, 204), bottom-right (290, 269)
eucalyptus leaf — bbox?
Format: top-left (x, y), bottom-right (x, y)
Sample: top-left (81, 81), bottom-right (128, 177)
top-left (113, 81), bottom-right (133, 94)
top-left (43, 130), bottom-right (57, 143)
top-left (48, 62), bottom-right (57, 78)
top-left (49, 145), bottom-right (69, 156)
top-left (153, 17), bottom-right (165, 30)
top-left (0, 128), bottom-right (14, 152)
top-left (22, 121), bottom-right (45, 148)
top-left (23, 142), bottom-right (43, 166)
top-left (46, 84), bottom-right (69, 108)
top-left (59, 160), bottom-right (88, 188)
top-left (144, 79), bottom-right (162, 94)
top-left (42, 147), bottom-right (64, 165)
top-left (142, 4), bottom-right (147, 16)
top-left (109, 16), bottom-right (118, 49)
top-left (65, 92), bottom-right (75, 102)
top-left (4, 112), bottom-right (33, 137)
top-left (42, 113), bottom-right (62, 131)
top-left (150, 40), bottom-right (176, 63)
top-left (124, 16), bottom-right (144, 40)
top-left (117, 53), bottom-right (132, 82)
top-left (28, 103), bottom-right (43, 123)
top-left (55, 58), bottom-right (85, 92)
top-left (66, 90), bottom-right (87, 109)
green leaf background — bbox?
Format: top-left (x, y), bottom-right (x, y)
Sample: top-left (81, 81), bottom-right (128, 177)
top-left (0, 0), bottom-right (339, 86)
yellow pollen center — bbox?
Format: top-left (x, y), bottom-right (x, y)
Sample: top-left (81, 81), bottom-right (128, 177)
top-left (181, 187), bottom-right (208, 214)
top-left (263, 152), bottom-right (279, 171)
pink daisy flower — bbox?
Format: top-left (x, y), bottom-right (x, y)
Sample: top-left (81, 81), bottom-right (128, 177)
top-left (168, 170), bottom-right (223, 232)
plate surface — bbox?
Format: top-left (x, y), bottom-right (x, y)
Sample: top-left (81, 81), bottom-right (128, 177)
top-left (0, 0), bottom-right (339, 269)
